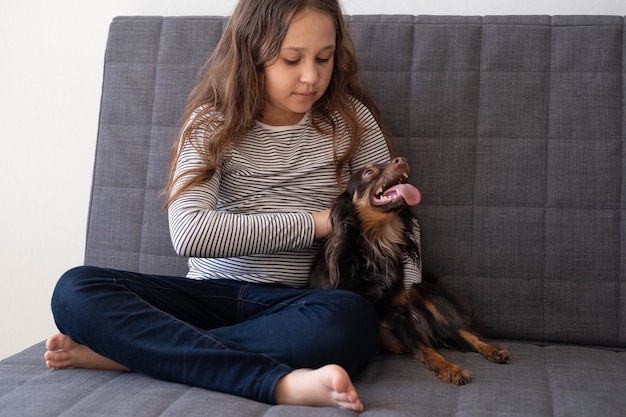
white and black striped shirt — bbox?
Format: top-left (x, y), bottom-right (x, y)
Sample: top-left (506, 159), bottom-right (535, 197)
top-left (168, 100), bottom-right (421, 288)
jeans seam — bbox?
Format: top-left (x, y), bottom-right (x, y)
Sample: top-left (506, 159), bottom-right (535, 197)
top-left (237, 284), bottom-right (249, 321)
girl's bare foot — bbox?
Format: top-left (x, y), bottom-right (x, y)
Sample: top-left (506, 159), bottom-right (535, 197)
top-left (274, 364), bottom-right (364, 411)
top-left (46, 334), bottom-right (362, 410)
top-left (44, 333), bottom-right (128, 372)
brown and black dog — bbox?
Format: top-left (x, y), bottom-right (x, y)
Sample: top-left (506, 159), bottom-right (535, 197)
top-left (310, 157), bottom-right (509, 385)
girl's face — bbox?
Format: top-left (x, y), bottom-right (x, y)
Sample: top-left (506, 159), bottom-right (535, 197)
top-left (261, 8), bottom-right (336, 126)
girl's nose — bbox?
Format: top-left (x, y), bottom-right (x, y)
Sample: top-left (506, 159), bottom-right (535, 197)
top-left (300, 62), bottom-right (320, 85)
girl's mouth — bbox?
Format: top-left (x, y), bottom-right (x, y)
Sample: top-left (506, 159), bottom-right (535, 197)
top-left (294, 91), bottom-right (316, 99)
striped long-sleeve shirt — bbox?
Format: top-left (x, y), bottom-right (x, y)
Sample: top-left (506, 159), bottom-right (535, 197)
top-left (168, 100), bottom-right (421, 288)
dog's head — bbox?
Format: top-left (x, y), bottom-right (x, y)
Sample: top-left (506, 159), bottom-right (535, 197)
top-left (332, 156), bottom-right (421, 257)
top-left (347, 157), bottom-right (421, 215)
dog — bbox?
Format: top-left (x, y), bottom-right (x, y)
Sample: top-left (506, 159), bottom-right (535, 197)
top-left (310, 157), bottom-right (509, 385)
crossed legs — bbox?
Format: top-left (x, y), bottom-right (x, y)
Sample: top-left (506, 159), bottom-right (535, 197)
top-left (46, 266), bottom-right (378, 410)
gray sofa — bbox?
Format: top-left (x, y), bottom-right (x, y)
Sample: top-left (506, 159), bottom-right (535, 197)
top-left (1, 15), bottom-right (625, 417)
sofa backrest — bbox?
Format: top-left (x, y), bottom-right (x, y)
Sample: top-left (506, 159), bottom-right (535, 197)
top-left (86, 15), bottom-right (626, 348)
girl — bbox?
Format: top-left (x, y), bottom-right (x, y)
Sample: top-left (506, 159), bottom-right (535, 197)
top-left (45, 0), bottom-right (420, 411)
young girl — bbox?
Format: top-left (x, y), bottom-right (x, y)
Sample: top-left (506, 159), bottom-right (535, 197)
top-left (45, 0), bottom-right (420, 411)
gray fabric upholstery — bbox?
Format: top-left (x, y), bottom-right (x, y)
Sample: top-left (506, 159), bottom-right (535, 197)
top-left (1, 342), bottom-right (625, 416)
top-left (1, 15), bottom-right (625, 416)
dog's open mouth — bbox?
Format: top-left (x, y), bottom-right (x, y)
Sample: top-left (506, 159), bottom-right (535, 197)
top-left (372, 174), bottom-right (421, 207)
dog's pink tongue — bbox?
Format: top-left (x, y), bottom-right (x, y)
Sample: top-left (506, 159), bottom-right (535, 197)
top-left (385, 184), bottom-right (421, 206)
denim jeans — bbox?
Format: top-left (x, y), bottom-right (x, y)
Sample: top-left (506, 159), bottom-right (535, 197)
top-left (51, 265), bottom-right (379, 404)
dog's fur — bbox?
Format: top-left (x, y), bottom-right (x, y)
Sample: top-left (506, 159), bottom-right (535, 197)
top-left (310, 157), bottom-right (509, 385)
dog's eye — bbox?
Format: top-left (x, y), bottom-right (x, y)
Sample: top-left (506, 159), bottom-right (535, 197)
top-left (363, 169), bottom-right (374, 177)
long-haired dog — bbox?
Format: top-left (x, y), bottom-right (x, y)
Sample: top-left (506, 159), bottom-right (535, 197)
top-left (310, 157), bottom-right (509, 385)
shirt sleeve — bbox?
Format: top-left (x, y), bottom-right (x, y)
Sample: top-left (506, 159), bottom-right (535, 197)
top-left (404, 218), bottom-right (423, 288)
top-left (168, 141), bottom-right (316, 259)
top-left (348, 100), bottom-right (392, 171)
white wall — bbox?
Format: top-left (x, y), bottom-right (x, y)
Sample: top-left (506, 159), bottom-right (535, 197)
top-left (1, 0), bottom-right (625, 360)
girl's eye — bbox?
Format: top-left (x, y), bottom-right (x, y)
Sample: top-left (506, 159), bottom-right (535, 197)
top-left (283, 57), bottom-right (331, 65)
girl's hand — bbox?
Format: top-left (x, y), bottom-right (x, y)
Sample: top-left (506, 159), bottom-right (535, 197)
top-left (312, 209), bottom-right (331, 240)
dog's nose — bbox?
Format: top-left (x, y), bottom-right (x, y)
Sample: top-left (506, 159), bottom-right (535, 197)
top-left (392, 157), bottom-right (406, 165)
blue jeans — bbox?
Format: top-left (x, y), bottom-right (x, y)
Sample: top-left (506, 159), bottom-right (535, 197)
top-left (51, 266), bottom-right (379, 404)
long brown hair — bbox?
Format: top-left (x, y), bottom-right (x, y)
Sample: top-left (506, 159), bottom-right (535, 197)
top-left (165, 0), bottom-right (391, 207)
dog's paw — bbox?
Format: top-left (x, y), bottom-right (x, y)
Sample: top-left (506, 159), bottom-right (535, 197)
top-left (436, 365), bottom-right (471, 385)
top-left (485, 345), bottom-right (510, 364)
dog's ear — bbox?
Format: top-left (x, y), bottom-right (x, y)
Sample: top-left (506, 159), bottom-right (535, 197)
top-left (324, 191), bottom-right (359, 287)
top-left (329, 191), bottom-right (357, 229)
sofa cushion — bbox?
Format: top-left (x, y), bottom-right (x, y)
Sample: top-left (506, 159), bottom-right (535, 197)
top-left (1, 342), bottom-right (624, 416)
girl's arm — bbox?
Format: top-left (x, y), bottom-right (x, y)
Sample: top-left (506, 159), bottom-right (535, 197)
top-left (168, 144), bottom-right (320, 259)
top-left (347, 100), bottom-right (392, 170)
top-left (404, 219), bottom-right (423, 287)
